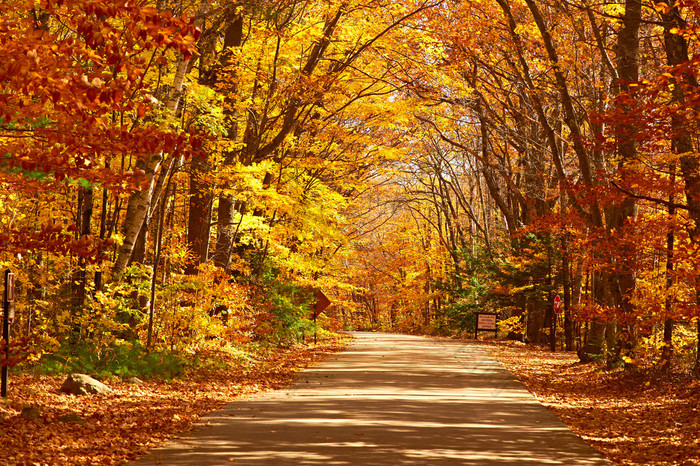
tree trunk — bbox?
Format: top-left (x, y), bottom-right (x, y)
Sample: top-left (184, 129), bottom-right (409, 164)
top-left (607, 0), bottom-right (641, 363)
top-left (94, 183), bottom-right (109, 291)
top-left (72, 186), bottom-right (93, 308)
top-left (579, 272), bottom-right (607, 361)
top-left (185, 154), bottom-right (213, 275)
top-left (147, 181), bottom-right (171, 348)
top-left (661, 165), bottom-right (676, 371)
top-left (562, 192), bottom-right (573, 350)
top-left (129, 221), bottom-right (149, 266)
top-left (165, 0), bottom-right (208, 114)
top-left (424, 264), bottom-right (432, 327)
top-left (212, 13), bottom-right (244, 271)
top-left (658, 0), bottom-right (698, 373)
top-left (112, 155), bottom-right (163, 279)
top-left (547, 248), bottom-right (555, 351)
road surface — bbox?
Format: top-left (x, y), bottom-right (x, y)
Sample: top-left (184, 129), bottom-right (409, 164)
top-left (133, 332), bottom-right (609, 465)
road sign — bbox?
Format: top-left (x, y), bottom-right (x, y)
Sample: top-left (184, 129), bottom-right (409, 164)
top-left (313, 290), bottom-right (331, 318)
top-left (554, 295), bottom-right (562, 314)
top-left (475, 312), bottom-right (498, 339)
top-left (311, 290), bottom-right (331, 344)
top-left (476, 313), bottom-right (497, 331)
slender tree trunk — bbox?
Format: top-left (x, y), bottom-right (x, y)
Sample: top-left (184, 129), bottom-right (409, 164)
top-left (72, 186), bottom-right (93, 308)
top-left (147, 181), bottom-right (170, 348)
top-left (94, 183), bottom-right (109, 292)
top-left (112, 153), bottom-right (163, 279)
top-left (166, 59), bottom-right (190, 114)
top-left (165, 0), bottom-right (208, 114)
top-left (559, 179), bottom-right (573, 350)
top-left (424, 264), bottom-right (432, 327)
top-left (661, 165), bottom-right (676, 372)
top-left (547, 248), bottom-right (555, 352)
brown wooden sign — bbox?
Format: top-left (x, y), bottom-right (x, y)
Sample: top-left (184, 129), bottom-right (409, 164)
top-left (313, 290), bottom-right (331, 318)
top-left (475, 312), bottom-right (498, 339)
top-left (476, 313), bottom-right (497, 330)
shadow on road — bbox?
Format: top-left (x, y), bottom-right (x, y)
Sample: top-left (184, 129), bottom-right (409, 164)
top-left (133, 333), bottom-right (609, 465)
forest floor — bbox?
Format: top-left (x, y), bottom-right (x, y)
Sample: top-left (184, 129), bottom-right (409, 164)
top-left (0, 336), bottom-right (350, 465)
top-left (484, 340), bottom-right (700, 466)
top-left (4, 335), bottom-right (698, 465)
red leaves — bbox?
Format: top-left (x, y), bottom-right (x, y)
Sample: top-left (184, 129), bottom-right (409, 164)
top-left (0, 224), bottom-right (114, 262)
top-left (136, 103), bottom-right (147, 118)
top-left (86, 86), bottom-right (99, 102)
top-left (0, 336), bottom-right (39, 368)
top-left (0, 0), bottom-right (206, 196)
top-left (0, 2), bottom-right (198, 124)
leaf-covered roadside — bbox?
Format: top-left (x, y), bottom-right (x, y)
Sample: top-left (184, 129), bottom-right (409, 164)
top-left (0, 337), bottom-right (349, 465)
top-left (484, 342), bottom-right (700, 466)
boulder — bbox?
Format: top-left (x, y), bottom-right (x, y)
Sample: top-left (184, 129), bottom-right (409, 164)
top-left (60, 373), bottom-right (112, 396)
top-left (126, 376), bottom-right (144, 385)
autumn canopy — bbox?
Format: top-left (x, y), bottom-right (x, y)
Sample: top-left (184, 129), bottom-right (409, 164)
top-left (1, 0), bottom-right (700, 375)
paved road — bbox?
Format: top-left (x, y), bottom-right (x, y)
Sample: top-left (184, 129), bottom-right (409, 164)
top-left (133, 333), bottom-right (609, 465)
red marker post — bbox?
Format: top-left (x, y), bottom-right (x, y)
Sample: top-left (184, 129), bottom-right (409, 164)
top-left (550, 295), bottom-right (561, 352)
top-left (549, 295), bottom-right (561, 352)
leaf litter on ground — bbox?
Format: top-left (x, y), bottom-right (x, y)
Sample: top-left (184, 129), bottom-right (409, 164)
top-left (482, 340), bottom-right (700, 466)
top-left (0, 336), bottom-right (350, 465)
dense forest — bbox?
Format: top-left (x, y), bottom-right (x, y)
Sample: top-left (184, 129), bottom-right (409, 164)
top-left (2, 0), bottom-right (700, 376)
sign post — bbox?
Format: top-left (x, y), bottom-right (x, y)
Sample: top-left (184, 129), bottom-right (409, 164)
top-left (313, 290), bottom-right (331, 344)
top-left (475, 312), bottom-right (498, 340)
top-left (550, 295), bottom-right (561, 352)
top-left (2, 269), bottom-right (15, 398)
